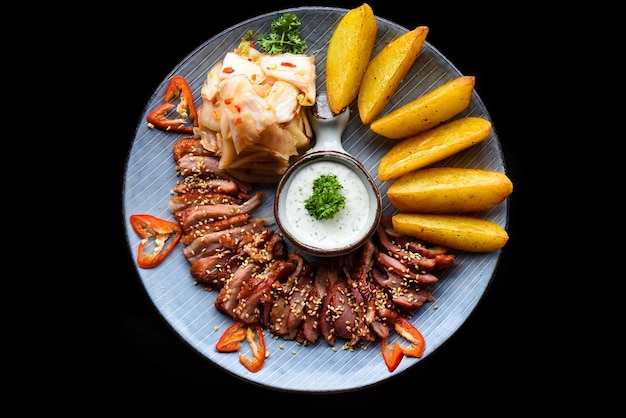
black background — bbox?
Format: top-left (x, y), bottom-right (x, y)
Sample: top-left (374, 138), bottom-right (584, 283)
top-left (99, 0), bottom-right (537, 407)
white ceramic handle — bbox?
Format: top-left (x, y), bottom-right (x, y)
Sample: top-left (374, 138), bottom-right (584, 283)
top-left (308, 92), bottom-right (350, 153)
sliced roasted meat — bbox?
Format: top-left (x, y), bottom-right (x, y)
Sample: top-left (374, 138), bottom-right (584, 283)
top-left (172, 137), bottom-right (213, 162)
top-left (176, 153), bottom-right (253, 193)
top-left (371, 267), bottom-right (431, 311)
top-left (288, 269), bottom-right (317, 342)
top-left (215, 261), bottom-right (259, 317)
top-left (179, 191), bottom-right (263, 231)
top-left (181, 213), bottom-right (251, 245)
top-left (241, 228), bottom-right (285, 264)
top-left (319, 277), bottom-right (362, 347)
top-left (188, 248), bottom-right (234, 285)
top-left (300, 262), bottom-right (326, 344)
top-left (375, 251), bottom-right (439, 285)
top-left (182, 220), bottom-right (266, 265)
top-left (173, 177), bottom-right (241, 196)
top-left (379, 217), bottom-right (456, 269)
top-left (268, 254), bottom-right (306, 337)
top-left (168, 192), bottom-right (246, 214)
top-left (347, 239), bottom-right (377, 325)
top-left (234, 259), bottom-right (295, 324)
top-left (375, 224), bottom-right (437, 271)
top-left (168, 152), bottom-right (460, 356)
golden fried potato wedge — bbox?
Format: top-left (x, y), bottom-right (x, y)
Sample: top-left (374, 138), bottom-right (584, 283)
top-left (370, 75), bottom-right (476, 139)
top-left (392, 213), bottom-right (509, 253)
top-left (378, 116), bottom-right (491, 181)
top-left (326, 3), bottom-right (377, 114)
top-left (387, 167), bottom-right (513, 213)
top-left (358, 26), bottom-right (429, 124)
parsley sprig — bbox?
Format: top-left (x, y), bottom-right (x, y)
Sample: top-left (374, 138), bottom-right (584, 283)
top-left (257, 13), bottom-right (307, 55)
top-left (304, 174), bottom-right (346, 220)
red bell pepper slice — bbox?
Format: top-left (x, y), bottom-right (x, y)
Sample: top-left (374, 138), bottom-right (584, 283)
top-left (381, 338), bottom-right (404, 372)
top-left (381, 317), bottom-right (426, 372)
top-left (394, 316), bottom-right (426, 358)
top-left (216, 322), bottom-right (266, 373)
top-left (239, 324), bottom-right (266, 373)
top-left (129, 214), bottom-right (182, 269)
top-left (216, 322), bottom-right (248, 353)
top-left (146, 75), bottom-right (198, 133)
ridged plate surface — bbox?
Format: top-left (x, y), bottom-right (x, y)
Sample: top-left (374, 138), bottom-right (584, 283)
top-left (123, 6), bottom-right (508, 393)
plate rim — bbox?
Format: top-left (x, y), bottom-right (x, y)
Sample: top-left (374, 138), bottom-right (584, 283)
top-left (123, 6), bottom-right (507, 393)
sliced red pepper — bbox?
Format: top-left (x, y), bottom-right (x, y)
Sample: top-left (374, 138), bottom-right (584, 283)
top-left (216, 322), bottom-right (247, 353)
top-left (394, 316), bottom-right (426, 358)
top-left (129, 214), bottom-right (182, 269)
top-left (381, 317), bottom-right (426, 372)
top-left (146, 75), bottom-right (198, 133)
top-left (238, 324), bottom-right (266, 373)
top-left (216, 322), bottom-right (267, 373)
top-left (381, 338), bottom-right (404, 372)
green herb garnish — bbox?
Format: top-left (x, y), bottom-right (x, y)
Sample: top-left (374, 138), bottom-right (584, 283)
top-left (257, 13), bottom-right (307, 55)
top-left (304, 174), bottom-right (346, 220)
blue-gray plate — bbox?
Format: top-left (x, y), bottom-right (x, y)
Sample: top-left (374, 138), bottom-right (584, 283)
top-left (123, 6), bottom-right (508, 393)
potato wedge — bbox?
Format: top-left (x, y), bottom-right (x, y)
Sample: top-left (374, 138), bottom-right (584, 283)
top-left (378, 116), bottom-right (491, 181)
top-left (370, 75), bottom-right (476, 139)
top-left (387, 167), bottom-right (513, 213)
top-left (326, 3), bottom-right (377, 114)
top-left (358, 26), bottom-right (429, 124)
top-left (392, 213), bottom-right (509, 253)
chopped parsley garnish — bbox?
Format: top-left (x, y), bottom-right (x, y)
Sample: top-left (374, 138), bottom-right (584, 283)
top-left (257, 13), bottom-right (307, 55)
top-left (304, 174), bottom-right (346, 220)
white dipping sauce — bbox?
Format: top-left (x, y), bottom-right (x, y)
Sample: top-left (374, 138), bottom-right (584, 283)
top-left (284, 160), bottom-right (370, 249)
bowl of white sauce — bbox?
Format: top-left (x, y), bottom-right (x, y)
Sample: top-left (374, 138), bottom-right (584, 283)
top-left (274, 93), bottom-right (382, 257)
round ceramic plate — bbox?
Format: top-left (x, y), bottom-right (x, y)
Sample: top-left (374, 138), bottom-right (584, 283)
top-left (123, 6), bottom-right (508, 393)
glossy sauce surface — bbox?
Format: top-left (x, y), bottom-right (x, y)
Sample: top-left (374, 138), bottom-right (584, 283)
top-left (284, 160), bottom-right (370, 249)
